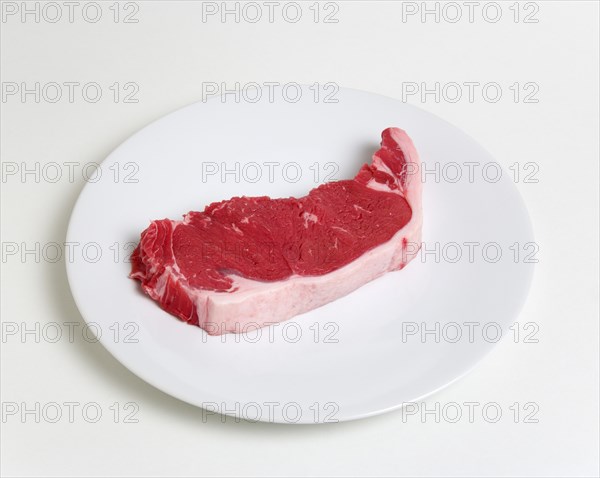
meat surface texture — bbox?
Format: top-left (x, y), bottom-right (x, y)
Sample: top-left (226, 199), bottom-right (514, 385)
top-left (130, 127), bottom-right (422, 335)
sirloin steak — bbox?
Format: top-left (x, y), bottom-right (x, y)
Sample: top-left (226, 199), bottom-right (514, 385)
top-left (130, 127), bottom-right (422, 335)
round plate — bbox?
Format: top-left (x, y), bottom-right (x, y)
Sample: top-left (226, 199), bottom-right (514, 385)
top-left (66, 86), bottom-right (534, 423)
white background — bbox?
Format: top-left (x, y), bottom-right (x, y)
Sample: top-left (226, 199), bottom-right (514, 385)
top-left (1, 1), bottom-right (598, 477)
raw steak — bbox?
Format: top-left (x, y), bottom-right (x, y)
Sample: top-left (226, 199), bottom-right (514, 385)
top-left (130, 127), bottom-right (422, 335)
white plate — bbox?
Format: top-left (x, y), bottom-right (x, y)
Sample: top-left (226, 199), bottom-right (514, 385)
top-left (66, 86), bottom-right (534, 423)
